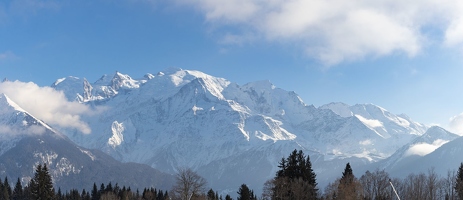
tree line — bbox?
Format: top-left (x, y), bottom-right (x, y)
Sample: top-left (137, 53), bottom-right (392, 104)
top-left (321, 163), bottom-right (463, 200)
top-left (2, 150), bottom-right (463, 200)
top-left (0, 163), bottom-right (169, 200)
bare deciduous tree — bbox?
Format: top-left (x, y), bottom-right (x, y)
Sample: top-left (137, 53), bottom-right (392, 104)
top-left (171, 168), bottom-right (207, 200)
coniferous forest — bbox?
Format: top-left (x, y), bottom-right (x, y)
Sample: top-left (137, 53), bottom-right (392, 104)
top-left (2, 150), bottom-right (463, 200)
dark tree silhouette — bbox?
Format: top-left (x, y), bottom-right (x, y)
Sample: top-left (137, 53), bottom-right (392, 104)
top-left (30, 163), bottom-right (55, 200)
top-left (455, 163), bottom-right (463, 199)
top-left (272, 149), bottom-right (318, 199)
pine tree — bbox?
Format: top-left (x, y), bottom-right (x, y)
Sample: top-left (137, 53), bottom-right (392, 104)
top-left (1, 177), bottom-right (10, 200)
top-left (225, 194), bottom-right (232, 200)
top-left (56, 188), bottom-right (63, 200)
top-left (207, 189), bottom-right (216, 200)
top-left (91, 182), bottom-right (99, 200)
top-left (455, 163), bottom-right (463, 199)
top-left (272, 149), bottom-right (318, 200)
top-left (3, 177), bottom-right (12, 199)
top-left (12, 178), bottom-right (23, 200)
top-left (341, 162), bottom-right (354, 184)
top-left (237, 184), bottom-right (251, 200)
top-left (337, 162), bottom-right (362, 200)
top-left (30, 163), bottom-right (55, 200)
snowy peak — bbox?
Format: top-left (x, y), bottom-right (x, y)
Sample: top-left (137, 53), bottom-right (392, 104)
top-left (51, 76), bottom-right (84, 101)
top-left (110, 71), bottom-right (140, 90)
top-left (319, 102), bottom-right (352, 117)
top-left (0, 93), bottom-right (55, 132)
top-left (418, 126), bottom-right (459, 142)
top-left (163, 68), bottom-right (230, 89)
top-left (0, 93), bottom-right (26, 113)
top-left (0, 93), bottom-right (59, 156)
top-left (242, 80), bottom-right (276, 92)
top-left (144, 73), bottom-right (155, 80)
top-left (321, 102), bottom-right (427, 137)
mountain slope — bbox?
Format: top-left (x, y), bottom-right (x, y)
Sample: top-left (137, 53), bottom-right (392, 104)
top-left (384, 129), bottom-right (462, 178)
top-left (0, 94), bottom-right (174, 191)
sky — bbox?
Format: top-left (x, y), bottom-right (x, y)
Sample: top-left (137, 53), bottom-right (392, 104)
top-left (0, 0), bottom-right (463, 134)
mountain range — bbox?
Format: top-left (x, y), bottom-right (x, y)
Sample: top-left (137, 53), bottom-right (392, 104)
top-left (0, 68), bottom-right (460, 195)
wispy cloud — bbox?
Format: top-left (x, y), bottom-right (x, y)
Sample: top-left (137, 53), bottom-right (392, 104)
top-left (449, 112), bottom-right (463, 135)
top-left (0, 124), bottom-right (46, 137)
top-left (0, 51), bottom-right (18, 61)
top-left (0, 81), bottom-right (97, 134)
top-left (174, 0), bottom-right (463, 65)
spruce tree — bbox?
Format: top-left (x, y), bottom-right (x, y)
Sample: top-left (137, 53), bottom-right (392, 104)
top-left (455, 163), bottom-right (463, 199)
top-left (272, 149), bottom-right (318, 200)
top-left (12, 178), bottom-right (23, 200)
top-left (237, 184), bottom-right (251, 200)
top-left (341, 162), bottom-right (354, 184)
top-left (30, 163), bottom-right (55, 200)
top-left (91, 183), bottom-right (99, 200)
top-left (207, 189), bottom-right (216, 200)
top-left (1, 177), bottom-right (10, 200)
top-left (4, 177), bottom-right (12, 197)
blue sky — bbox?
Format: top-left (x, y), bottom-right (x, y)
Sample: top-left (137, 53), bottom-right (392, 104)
top-left (1, 0), bottom-right (463, 133)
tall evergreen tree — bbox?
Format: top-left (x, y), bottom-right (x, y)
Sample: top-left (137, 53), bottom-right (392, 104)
top-left (207, 189), bottom-right (216, 200)
top-left (337, 162), bottom-right (362, 200)
top-left (12, 178), bottom-right (23, 200)
top-left (3, 177), bottom-right (12, 198)
top-left (237, 184), bottom-right (252, 200)
top-left (341, 162), bottom-right (354, 184)
top-left (1, 177), bottom-right (10, 200)
top-left (91, 183), bottom-right (99, 200)
top-left (272, 149), bottom-right (318, 200)
top-left (30, 163), bottom-right (55, 200)
top-left (455, 163), bottom-right (463, 199)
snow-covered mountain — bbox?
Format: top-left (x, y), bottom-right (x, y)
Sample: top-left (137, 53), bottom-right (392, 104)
top-left (43, 68), bottom-right (453, 193)
top-left (0, 94), bottom-right (173, 191)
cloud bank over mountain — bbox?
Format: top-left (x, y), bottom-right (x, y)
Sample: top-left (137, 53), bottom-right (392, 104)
top-left (0, 80), bottom-right (94, 134)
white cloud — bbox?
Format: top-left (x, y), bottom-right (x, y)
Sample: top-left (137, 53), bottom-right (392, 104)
top-left (444, 17), bottom-right (463, 47)
top-left (174, 0), bottom-right (463, 65)
top-left (0, 81), bottom-right (94, 134)
top-left (0, 124), bottom-right (46, 136)
top-left (178, 0), bottom-right (260, 23)
top-left (405, 139), bottom-right (449, 157)
top-left (449, 112), bottom-right (463, 135)
top-left (0, 51), bottom-right (18, 61)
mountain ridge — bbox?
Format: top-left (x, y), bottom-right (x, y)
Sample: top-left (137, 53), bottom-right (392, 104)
top-left (1, 68), bottom-right (456, 194)
top-left (46, 68), bottom-right (441, 192)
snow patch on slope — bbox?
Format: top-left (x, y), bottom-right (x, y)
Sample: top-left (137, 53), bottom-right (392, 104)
top-left (108, 119), bottom-right (136, 148)
top-left (355, 114), bottom-right (383, 128)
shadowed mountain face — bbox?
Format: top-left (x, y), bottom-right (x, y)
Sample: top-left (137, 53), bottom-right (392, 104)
top-left (0, 94), bottom-right (174, 191)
